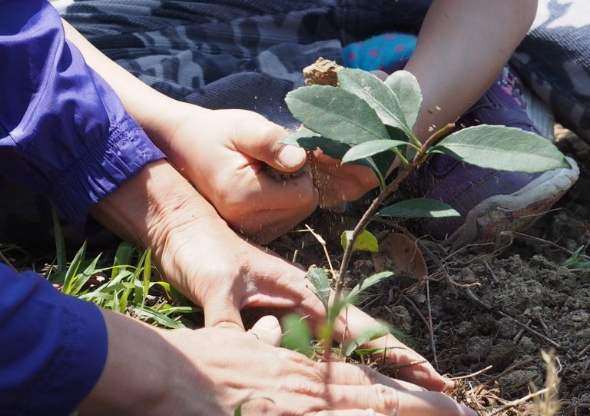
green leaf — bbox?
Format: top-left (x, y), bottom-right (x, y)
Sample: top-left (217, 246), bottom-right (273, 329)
top-left (431, 125), bottom-right (570, 172)
top-left (281, 128), bottom-right (352, 160)
top-left (342, 139), bottom-right (408, 164)
top-left (306, 268), bottom-right (331, 315)
top-left (69, 254), bottom-right (103, 296)
top-left (353, 346), bottom-right (403, 357)
top-left (234, 406), bottom-right (242, 416)
top-left (62, 241), bottom-right (87, 295)
top-left (132, 307), bottom-right (187, 329)
top-left (158, 305), bottom-right (202, 315)
top-left (286, 85), bottom-right (391, 145)
top-left (51, 210), bottom-right (66, 276)
top-left (112, 241), bottom-right (135, 280)
top-left (342, 321), bottom-right (391, 357)
top-left (338, 69), bottom-right (412, 135)
top-left (340, 230), bottom-right (379, 253)
top-left (142, 248), bottom-right (152, 308)
top-left (384, 71), bottom-right (422, 130)
top-left (376, 198), bottom-right (460, 219)
top-left (281, 314), bottom-right (313, 357)
top-left (563, 245), bottom-right (590, 270)
top-left (280, 127), bottom-right (320, 146)
top-left (327, 297), bottom-right (354, 326)
top-left (347, 271), bottom-right (395, 301)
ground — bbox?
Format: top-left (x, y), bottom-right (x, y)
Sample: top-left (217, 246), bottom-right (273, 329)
top-left (1, 127), bottom-right (587, 415)
top-left (270, 127), bottom-right (590, 415)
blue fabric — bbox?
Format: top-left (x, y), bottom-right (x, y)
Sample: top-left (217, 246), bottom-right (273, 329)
top-left (342, 32), bottom-right (417, 73)
top-left (0, 263), bottom-right (108, 416)
top-left (0, 0), bottom-right (166, 232)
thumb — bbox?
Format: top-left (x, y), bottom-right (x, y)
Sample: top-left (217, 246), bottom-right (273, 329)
top-left (249, 315), bottom-right (282, 346)
top-left (203, 295), bottom-right (245, 331)
top-left (234, 120), bottom-right (307, 172)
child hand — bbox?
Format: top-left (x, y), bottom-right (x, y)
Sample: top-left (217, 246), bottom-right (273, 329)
top-left (164, 107), bottom-right (319, 243)
top-left (310, 150), bottom-right (380, 208)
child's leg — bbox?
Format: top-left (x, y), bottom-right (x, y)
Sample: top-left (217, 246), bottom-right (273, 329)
top-left (512, 0), bottom-right (590, 142)
top-left (344, 33), bottom-right (579, 247)
top-left (407, 64), bottom-right (579, 247)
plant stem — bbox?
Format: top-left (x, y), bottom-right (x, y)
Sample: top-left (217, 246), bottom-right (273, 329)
top-left (334, 122), bottom-right (455, 301)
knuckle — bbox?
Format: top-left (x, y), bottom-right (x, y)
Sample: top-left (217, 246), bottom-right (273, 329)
top-left (370, 384), bottom-right (399, 410)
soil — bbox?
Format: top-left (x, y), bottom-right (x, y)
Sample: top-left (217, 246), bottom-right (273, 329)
top-left (270, 127), bottom-right (590, 415)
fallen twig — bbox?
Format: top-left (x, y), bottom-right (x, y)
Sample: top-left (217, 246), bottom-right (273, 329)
top-left (449, 365), bottom-right (493, 380)
top-left (578, 343), bottom-right (590, 358)
top-left (513, 320), bottom-right (533, 344)
top-left (486, 357), bottom-right (535, 385)
top-left (403, 295), bottom-right (438, 369)
top-left (484, 387), bottom-right (550, 416)
top-left (500, 231), bottom-right (590, 261)
top-left (304, 225), bottom-right (335, 276)
top-left (0, 250), bottom-right (17, 273)
top-left (483, 261), bottom-right (500, 285)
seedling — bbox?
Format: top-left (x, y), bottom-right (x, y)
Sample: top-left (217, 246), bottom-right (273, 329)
top-left (280, 65), bottom-right (571, 359)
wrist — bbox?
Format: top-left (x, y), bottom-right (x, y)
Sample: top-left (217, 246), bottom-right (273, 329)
top-left (137, 100), bottom-right (210, 156)
top-left (91, 160), bottom-right (229, 295)
top-left (78, 310), bottom-right (173, 415)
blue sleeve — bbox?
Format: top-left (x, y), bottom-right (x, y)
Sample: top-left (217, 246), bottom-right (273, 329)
top-left (0, 0), bottom-right (165, 231)
top-left (0, 263), bottom-right (108, 416)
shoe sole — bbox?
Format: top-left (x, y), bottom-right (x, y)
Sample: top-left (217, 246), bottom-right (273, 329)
top-left (446, 157), bottom-right (580, 248)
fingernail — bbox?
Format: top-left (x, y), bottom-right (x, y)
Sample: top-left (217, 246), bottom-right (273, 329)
top-left (443, 377), bottom-right (456, 390)
top-left (279, 145), bottom-right (306, 168)
top-left (255, 315), bottom-right (280, 331)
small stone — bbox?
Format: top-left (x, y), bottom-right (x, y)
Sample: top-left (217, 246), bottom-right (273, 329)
top-left (455, 321), bottom-right (473, 337)
top-left (387, 305), bottom-right (413, 334)
top-left (484, 341), bottom-right (516, 372)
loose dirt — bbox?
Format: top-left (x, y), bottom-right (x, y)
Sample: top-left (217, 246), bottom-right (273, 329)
top-left (271, 127), bottom-right (590, 415)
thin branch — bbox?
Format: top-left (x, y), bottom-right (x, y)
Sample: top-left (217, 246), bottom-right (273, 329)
top-left (485, 387), bottom-right (551, 416)
top-left (449, 365), bottom-right (493, 380)
top-left (403, 295), bottom-right (438, 369)
top-left (304, 225), bottom-right (335, 276)
top-left (0, 250), bottom-right (17, 273)
top-left (578, 343), bottom-right (590, 358)
top-left (486, 357), bottom-right (535, 384)
top-left (502, 231), bottom-right (590, 261)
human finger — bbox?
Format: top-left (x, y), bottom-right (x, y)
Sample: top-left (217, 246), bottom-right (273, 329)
top-left (202, 293), bottom-right (245, 331)
top-left (231, 113), bottom-right (307, 172)
top-left (248, 315), bottom-right (282, 346)
top-left (330, 305), bottom-right (449, 391)
top-left (322, 363), bottom-right (426, 392)
top-left (236, 207), bottom-right (313, 244)
top-left (326, 385), bottom-right (476, 416)
top-left (311, 410), bottom-right (388, 416)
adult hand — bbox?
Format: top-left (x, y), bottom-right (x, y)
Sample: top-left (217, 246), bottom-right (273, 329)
top-left (92, 160), bottom-right (451, 392)
top-left (81, 313), bottom-right (476, 416)
top-left (163, 106), bottom-right (318, 243)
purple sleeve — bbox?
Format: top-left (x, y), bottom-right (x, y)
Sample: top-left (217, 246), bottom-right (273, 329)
top-left (0, 263), bottom-right (108, 416)
top-left (0, 0), bottom-right (165, 231)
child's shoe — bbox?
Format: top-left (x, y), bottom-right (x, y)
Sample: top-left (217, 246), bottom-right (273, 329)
top-left (403, 65), bottom-right (579, 247)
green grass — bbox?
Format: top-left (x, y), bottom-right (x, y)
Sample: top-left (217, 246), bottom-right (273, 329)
top-left (50, 240), bottom-right (200, 329)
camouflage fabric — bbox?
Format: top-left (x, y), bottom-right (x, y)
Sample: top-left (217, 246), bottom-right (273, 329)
top-left (512, 0), bottom-right (590, 142)
top-left (56, 0), bottom-right (590, 139)
top-left (2, 0), bottom-right (588, 247)
top-left (57, 0), bottom-right (433, 128)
